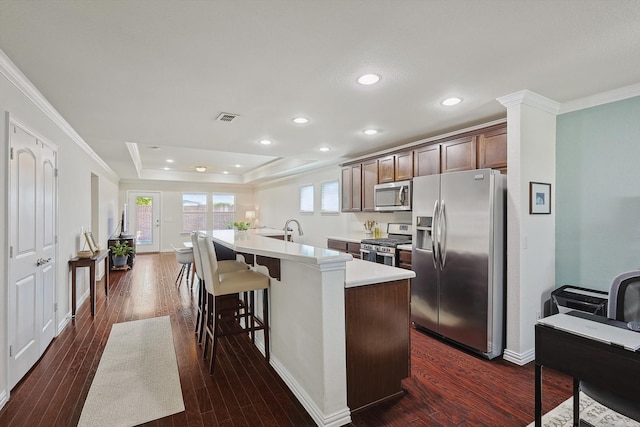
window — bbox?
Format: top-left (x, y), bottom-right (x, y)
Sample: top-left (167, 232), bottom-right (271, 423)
top-left (299, 184), bottom-right (314, 213)
top-left (212, 194), bottom-right (236, 229)
top-left (321, 180), bottom-right (339, 213)
top-left (183, 193), bottom-right (207, 232)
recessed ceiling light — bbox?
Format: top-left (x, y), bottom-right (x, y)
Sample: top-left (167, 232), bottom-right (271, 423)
top-left (319, 147), bottom-right (331, 152)
top-left (166, 159), bottom-right (174, 163)
top-left (363, 129), bottom-right (380, 135)
top-left (234, 164), bottom-right (242, 168)
top-left (292, 117), bottom-right (309, 124)
top-left (357, 74), bottom-right (381, 85)
top-left (441, 97), bottom-right (463, 106)
top-left (259, 139), bottom-right (272, 145)
top-left (195, 166), bottom-right (207, 173)
top-left (223, 171), bottom-right (229, 174)
top-left (163, 167), bottom-right (171, 171)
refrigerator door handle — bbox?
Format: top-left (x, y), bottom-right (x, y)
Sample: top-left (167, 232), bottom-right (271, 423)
top-left (432, 199), bottom-right (439, 270)
top-left (440, 200), bottom-right (447, 269)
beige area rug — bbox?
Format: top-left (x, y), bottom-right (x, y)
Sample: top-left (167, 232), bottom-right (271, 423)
top-left (78, 316), bottom-right (185, 427)
top-left (527, 392), bottom-right (640, 427)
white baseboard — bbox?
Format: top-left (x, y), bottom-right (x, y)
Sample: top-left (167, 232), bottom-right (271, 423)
top-left (0, 389), bottom-right (7, 412)
top-left (503, 347), bottom-right (535, 366)
top-left (269, 355), bottom-right (352, 427)
top-left (57, 312), bottom-right (71, 334)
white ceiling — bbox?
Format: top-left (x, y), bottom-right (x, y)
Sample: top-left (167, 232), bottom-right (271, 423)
top-left (1, 0), bottom-right (639, 184)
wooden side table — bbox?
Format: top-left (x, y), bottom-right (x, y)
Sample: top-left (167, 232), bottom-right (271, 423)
top-left (69, 249), bottom-right (110, 317)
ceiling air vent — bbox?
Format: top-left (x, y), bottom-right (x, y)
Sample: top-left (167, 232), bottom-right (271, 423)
top-left (216, 112), bottom-right (239, 122)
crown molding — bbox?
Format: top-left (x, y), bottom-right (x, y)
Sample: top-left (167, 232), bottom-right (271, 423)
top-left (559, 82), bottom-right (640, 114)
top-left (0, 49), bottom-right (119, 183)
top-left (497, 90), bottom-right (560, 115)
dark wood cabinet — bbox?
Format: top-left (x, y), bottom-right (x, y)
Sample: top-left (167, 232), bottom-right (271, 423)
top-left (394, 151), bottom-right (414, 181)
top-left (398, 249), bottom-right (412, 270)
top-left (340, 122), bottom-right (507, 193)
top-left (107, 236), bottom-right (136, 269)
top-left (378, 152), bottom-right (413, 183)
top-left (347, 242), bottom-right (362, 259)
top-left (327, 239), bottom-right (348, 251)
top-left (477, 126), bottom-right (507, 172)
top-left (341, 165), bottom-right (362, 212)
top-left (345, 279), bottom-right (410, 411)
top-left (441, 135), bottom-right (477, 173)
top-left (362, 159), bottom-right (378, 212)
top-left (327, 239), bottom-right (361, 259)
top-left (413, 144), bottom-right (441, 177)
top-left (377, 156), bottom-right (395, 183)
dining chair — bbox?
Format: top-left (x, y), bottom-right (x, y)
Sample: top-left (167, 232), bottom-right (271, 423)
top-left (170, 244), bottom-right (194, 287)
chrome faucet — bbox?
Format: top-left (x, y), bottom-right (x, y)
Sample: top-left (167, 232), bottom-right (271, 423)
top-left (283, 219), bottom-right (304, 241)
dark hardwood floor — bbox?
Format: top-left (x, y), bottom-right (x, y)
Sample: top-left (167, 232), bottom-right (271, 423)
top-left (0, 253), bottom-right (571, 426)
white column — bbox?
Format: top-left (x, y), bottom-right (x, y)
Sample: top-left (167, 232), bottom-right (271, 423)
top-left (497, 90), bottom-right (559, 365)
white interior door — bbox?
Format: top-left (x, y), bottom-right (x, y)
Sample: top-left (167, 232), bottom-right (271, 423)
top-left (128, 192), bottom-right (161, 253)
top-left (8, 122), bottom-right (58, 389)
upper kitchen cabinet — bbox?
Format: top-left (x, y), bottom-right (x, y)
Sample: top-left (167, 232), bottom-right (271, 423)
top-left (477, 126), bottom-right (507, 172)
top-left (377, 155), bottom-right (395, 183)
top-left (362, 159), bottom-right (378, 212)
top-left (341, 164), bottom-right (362, 212)
top-left (440, 135), bottom-right (477, 173)
top-left (413, 144), bottom-right (441, 177)
top-left (395, 151), bottom-right (414, 181)
top-left (378, 152), bottom-right (413, 183)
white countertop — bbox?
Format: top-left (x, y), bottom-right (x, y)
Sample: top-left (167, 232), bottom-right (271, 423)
top-left (345, 258), bottom-right (415, 288)
top-left (248, 227), bottom-right (286, 236)
top-left (209, 229), bottom-right (352, 265)
top-left (397, 244), bottom-right (412, 251)
top-left (326, 233), bottom-right (384, 244)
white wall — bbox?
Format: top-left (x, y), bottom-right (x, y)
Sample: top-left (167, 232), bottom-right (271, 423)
top-left (1, 54), bottom-right (119, 405)
top-left (118, 180), bottom-right (256, 251)
top-left (254, 165), bottom-right (412, 248)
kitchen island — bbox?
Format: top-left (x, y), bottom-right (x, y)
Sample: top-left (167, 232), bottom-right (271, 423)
top-left (208, 230), bottom-right (415, 427)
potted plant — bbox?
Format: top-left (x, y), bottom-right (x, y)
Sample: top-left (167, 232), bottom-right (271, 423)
top-left (233, 221), bottom-right (251, 231)
top-left (110, 240), bottom-right (135, 268)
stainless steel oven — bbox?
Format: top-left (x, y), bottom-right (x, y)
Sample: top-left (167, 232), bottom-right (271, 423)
top-left (360, 223), bottom-right (412, 267)
top-left (360, 244), bottom-right (397, 266)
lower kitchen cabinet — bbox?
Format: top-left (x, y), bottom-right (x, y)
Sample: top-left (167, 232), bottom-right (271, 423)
top-left (398, 249), bottom-right (412, 270)
top-left (327, 239), bottom-right (361, 259)
top-left (345, 279), bottom-right (411, 411)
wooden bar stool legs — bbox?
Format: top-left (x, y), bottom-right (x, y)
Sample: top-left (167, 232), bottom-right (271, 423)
top-left (203, 289), bottom-right (270, 374)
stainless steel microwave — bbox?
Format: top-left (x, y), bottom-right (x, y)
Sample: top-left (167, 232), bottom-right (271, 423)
top-left (374, 180), bottom-right (412, 211)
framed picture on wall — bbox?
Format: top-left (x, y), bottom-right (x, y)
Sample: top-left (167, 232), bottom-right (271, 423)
top-left (84, 231), bottom-right (99, 254)
top-left (529, 182), bottom-right (551, 214)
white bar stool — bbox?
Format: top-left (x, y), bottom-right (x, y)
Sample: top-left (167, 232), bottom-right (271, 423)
top-left (197, 234), bottom-right (270, 374)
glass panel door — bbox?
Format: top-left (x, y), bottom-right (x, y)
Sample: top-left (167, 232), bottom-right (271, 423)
top-left (128, 191), bottom-right (161, 253)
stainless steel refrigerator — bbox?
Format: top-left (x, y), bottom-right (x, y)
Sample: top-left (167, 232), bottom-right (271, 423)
top-left (412, 169), bottom-right (506, 359)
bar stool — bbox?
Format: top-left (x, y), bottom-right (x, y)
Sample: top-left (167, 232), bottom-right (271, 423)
top-left (191, 231), bottom-right (248, 344)
top-left (171, 244), bottom-right (193, 287)
top-left (197, 234), bottom-right (270, 374)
